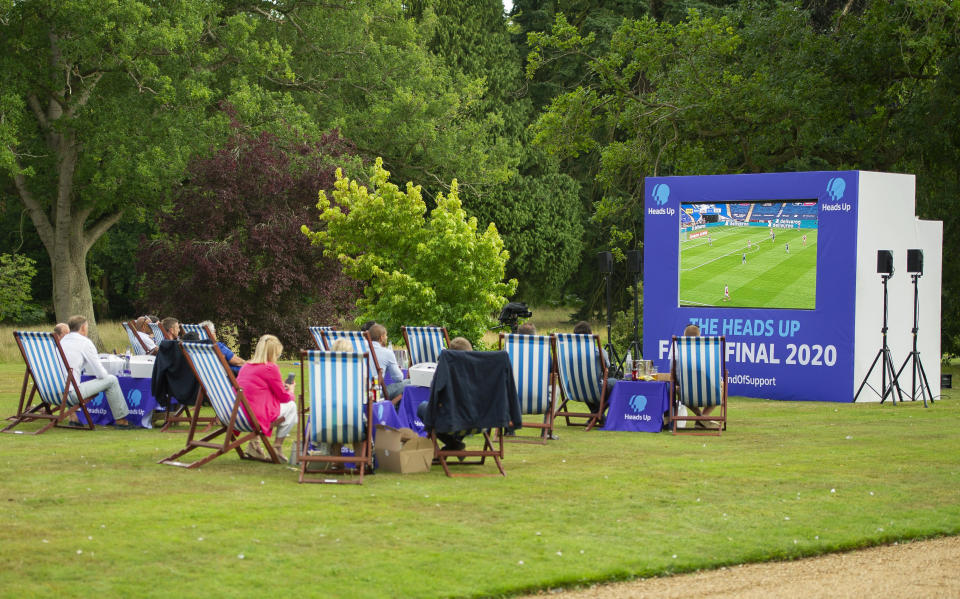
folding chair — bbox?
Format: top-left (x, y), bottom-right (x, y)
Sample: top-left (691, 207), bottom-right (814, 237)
top-left (149, 321), bottom-right (169, 345)
top-left (158, 341), bottom-right (280, 468)
top-left (401, 326), bottom-right (450, 365)
top-left (297, 350), bottom-right (373, 484)
top-left (499, 333), bottom-right (556, 443)
top-left (551, 333), bottom-right (609, 431)
top-left (308, 326), bottom-right (335, 350)
top-left (422, 350), bottom-right (518, 477)
top-left (3, 331), bottom-right (96, 434)
top-left (181, 323), bottom-right (214, 341)
top-left (669, 335), bottom-right (728, 436)
top-left (320, 330), bottom-right (384, 401)
top-left (122, 321), bottom-right (150, 355)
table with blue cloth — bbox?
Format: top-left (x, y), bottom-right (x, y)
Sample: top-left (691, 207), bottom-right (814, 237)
top-left (396, 385), bottom-right (430, 437)
top-left (78, 374), bottom-right (160, 428)
top-left (602, 380), bottom-right (671, 433)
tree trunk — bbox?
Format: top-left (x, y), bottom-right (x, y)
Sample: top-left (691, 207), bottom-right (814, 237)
top-left (51, 233), bottom-right (101, 348)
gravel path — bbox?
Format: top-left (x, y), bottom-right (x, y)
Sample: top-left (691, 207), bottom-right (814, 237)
top-left (521, 536), bottom-right (960, 598)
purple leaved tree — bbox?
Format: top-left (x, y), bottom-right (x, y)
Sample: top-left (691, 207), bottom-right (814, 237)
top-left (138, 123), bottom-right (359, 357)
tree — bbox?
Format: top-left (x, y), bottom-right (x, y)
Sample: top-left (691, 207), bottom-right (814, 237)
top-left (0, 253), bottom-right (38, 322)
top-left (138, 124), bottom-right (360, 357)
top-left (0, 1), bottom-right (304, 344)
top-left (303, 158), bottom-right (517, 347)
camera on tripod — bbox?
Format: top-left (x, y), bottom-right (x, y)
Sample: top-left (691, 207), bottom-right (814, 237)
top-left (497, 302), bottom-right (533, 333)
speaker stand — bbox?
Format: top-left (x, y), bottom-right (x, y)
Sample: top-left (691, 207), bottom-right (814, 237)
top-left (894, 273), bottom-right (934, 407)
top-left (854, 274), bottom-right (904, 403)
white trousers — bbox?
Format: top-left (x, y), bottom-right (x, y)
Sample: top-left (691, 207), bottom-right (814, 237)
top-left (69, 375), bottom-right (129, 420)
top-left (274, 401), bottom-right (298, 440)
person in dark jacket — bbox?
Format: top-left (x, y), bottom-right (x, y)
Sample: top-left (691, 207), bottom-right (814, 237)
top-left (151, 338), bottom-right (201, 409)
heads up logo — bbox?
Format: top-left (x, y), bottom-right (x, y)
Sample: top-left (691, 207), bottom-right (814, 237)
top-left (652, 183), bottom-right (670, 206)
top-left (376, 403), bottom-right (384, 422)
top-left (126, 389), bottom-right (142, 408)
top-left (90, 393), bottom-right (104, 407)
top-left (628, 394), bottom-right (647, 413)
top-left (826, 177), bottom-right (846, 202)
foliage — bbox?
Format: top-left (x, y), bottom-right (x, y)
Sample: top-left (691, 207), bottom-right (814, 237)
top-left (0, 253), bottom-right (37, 323)
top-left (304, 158), bottom-right (517, 347)
top-left (138, 124), bottom-right (360, 356)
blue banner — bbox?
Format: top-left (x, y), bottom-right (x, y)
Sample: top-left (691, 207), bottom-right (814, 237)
top-left (602, 380), bottom-right (670, 432)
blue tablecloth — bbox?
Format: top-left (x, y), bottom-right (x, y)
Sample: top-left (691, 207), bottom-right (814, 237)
top-left (396, 385), bottom-right (430, 437)
top-left (77, 374), bottom-right (159, 428)
top-left (602, 380), bottom-right (671, 433)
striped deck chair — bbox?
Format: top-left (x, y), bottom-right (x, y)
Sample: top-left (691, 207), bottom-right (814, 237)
top-left (551, 333), bottom-right (609, 431)
top-left (308, 326), bottom-right (335, 350)
top-left (180, 323), bottom-right (214, 341)
top-left (402, 326), bottom-right (450, 365)
top-left (669, 335), bottom-right (727, 436)
top-left (499, 333), bottom-right (556, 443)
top-left (3, 331), bottom-right (96, 434)
top-left (122, 321), bottom-right (149, 355)
top-left (297, 350), bottom-right (373, 484)
top-left (320, 330), bottom-right (384, 401)
top-left (158, 341), bottom-right (280, 468)
top-left (148, 321), bottom-right (169, 345)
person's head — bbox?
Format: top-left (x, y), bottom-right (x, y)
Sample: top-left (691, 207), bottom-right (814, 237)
top-left (572, 321), bottom-right (592, 335)
top-left (198, 320), bottom-right (215, 335)
top-left (517, 323), bottom-right (536, 335)
top-left (146, 314), bottom-right (159, 323)
top-left (161, 317), bottom-right (180, 337)
top-left (683, 324), bottom-right (700, 337)
top-left (182, 331), bottom-right (200, 342)
top-left (135, 316), bottom-right (150, 332)
top-left (368, 323), bottom-right (387, 344)
top-left (359, 320), bottom-right (376, 332)
top-left (67, 315), bottom-right (87, 335)
top-left (330, 339), bottom-right (353, 352)
top-left (53, 323), bottom-right (68, 339)
top-left (449, 337), bottom-right (472, 351)
top-left (251, 334), bottom-right (283, 364)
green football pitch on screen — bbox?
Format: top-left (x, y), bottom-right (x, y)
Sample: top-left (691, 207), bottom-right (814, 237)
top-left (678, 227), bottom-right (817, 309)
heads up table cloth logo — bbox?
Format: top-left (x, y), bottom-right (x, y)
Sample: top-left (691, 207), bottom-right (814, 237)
top-left (126, 388), bottom-right (142, 408)
top-left (89, 393), bottom-right (104, 407)
top-left (628, 394), bottom-right (647, 413)
top-left (376, 403), bottom-right (384, 422)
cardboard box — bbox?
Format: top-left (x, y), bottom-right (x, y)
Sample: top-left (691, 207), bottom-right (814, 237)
top-left (409, 362), bottom-right (437, 388)
top-left (375, 426), bottom-right (434, 474)
top-left (128, 355), bottom-right (156, 378)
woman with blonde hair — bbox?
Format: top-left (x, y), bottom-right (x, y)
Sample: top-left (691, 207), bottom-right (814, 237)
top-left (236, 334), bottom-right (298, 460)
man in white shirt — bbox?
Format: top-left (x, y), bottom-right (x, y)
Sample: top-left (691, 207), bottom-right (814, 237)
top-left (60, 315), bottom-right (131, 427)
top-left (368, 324), bottom-right (408, 406)
top-left (133, 317), bottom-right (158, 354)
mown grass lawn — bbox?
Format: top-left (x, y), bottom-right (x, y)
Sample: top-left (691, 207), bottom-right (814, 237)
top-left (1, 359), bottom-right (959, 598)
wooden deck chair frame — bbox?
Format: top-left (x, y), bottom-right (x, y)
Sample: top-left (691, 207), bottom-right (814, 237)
top-left (401, 326), bottom-right (451, 365)
top-left (669, 335), bottom-right (728, 436)
top-left (122, 321), bottom-right (150, 355)
top-left (3, 331), bottom-right (97, 434)
top-left (497, 333), bottom-right (556, 444)
top-left (550, 333), bottom-right (609, 432)
top-left (297, 350), bottom-right (373, 484)
top-left (308, 326), bottom-right (335, 350)
top-left (320, 330), bottom-right (385, 402)
top-left (158, 341), bottom-right (280, 468)
top-left (431, 428), bottom-right (505, 478)
top-left (180, 324), bottom-right (215, 341)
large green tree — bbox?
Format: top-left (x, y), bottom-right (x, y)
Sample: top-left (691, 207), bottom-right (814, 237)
top-left (0, 1), bottom-right (304, 343)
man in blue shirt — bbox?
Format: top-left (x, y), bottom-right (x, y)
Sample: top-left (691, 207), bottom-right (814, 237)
top-left (199, 320), bottom-right (246, 375)
top-left (368, 323), bottom-right (408, 405)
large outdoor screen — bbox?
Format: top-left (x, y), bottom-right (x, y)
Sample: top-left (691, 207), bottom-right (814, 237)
top-left (678, 200), bottom-right (818, 310)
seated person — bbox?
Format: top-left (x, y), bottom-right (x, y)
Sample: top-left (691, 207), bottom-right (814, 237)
top-left (417, 336), bottom-right (473, 451)
top-left (517, 322), bottom-right (536, 335)
top-left (199, 320), bottom-right (245, 374)
top-left (330, 338), bottom-right (353, 352)
top-left (60, 315), bottom-right (132, 427)
top-left (53, 322), bottom-right (68, 341)
top-left (325, 337), bottom-right (365, 460)
top-left (161, 316), bottom-right (180, 339)
top-left (572, 321), bottom-right (618, 416)
top-left (133, 316), bottom-right (159, 355)
top-left (680, 324), bottom-right (716, 427)
top-left (368, 324), bottom-right (408, 406)
top-left (236, 334), bottom-right (297, 461)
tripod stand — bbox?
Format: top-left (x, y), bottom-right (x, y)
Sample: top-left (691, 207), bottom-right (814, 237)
top-left (603, 271), bottom-right (621, 372)
top-left (894, 273), bottom-right (934, 407)
top-left (854, 273), bottom-right (904, 403)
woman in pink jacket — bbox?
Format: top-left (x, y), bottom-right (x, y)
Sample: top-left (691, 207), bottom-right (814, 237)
top-left (237, 334), bottom-right (297, 460)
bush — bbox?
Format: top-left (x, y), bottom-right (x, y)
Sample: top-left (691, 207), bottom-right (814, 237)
top-left (0, 253), bottom-right (38, 323)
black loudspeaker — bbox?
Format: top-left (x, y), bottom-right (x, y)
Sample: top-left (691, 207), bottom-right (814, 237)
top-left (876, 250), bottom-right (894, 275)
top-left (907, 249), bottom-right (923, 274)
top-left (626, 250), bottom-right (643, 274)
top-left (597, 251), bottom-right (613, 274)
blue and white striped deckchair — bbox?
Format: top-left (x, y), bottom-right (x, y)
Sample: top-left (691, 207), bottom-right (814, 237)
top-left (320, 330), bottom-right (384, 399)
top-left (180, 323), bottom-right (213, 341)
top-left (551, 333), bottom-right (609, 431)
top-left (2, 331), bottom-right (95, 434)
top-left (670, 335), bottom-right (727, 435)
top-left (148, 322), bottom-right (167, 346)
top-left (308, 326), bottom-right (335, 350)
top-left (402, 326), bottom-right (450, 365)
top-left (122, 321), bottom-right (149, 355)
top-left (297, 350), bottom-right (372, 484)
top-left (500, 333), bottom-right (556, 443)
top-left (159, 341), bottom-right (279, 468)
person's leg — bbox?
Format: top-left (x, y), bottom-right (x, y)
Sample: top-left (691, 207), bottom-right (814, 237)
top-left (75, 376), bottom-right (130, 425)
top-left (386, 380), bottom-right (410, 406)
top-left (272, 401), bottom-right (298, 456)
